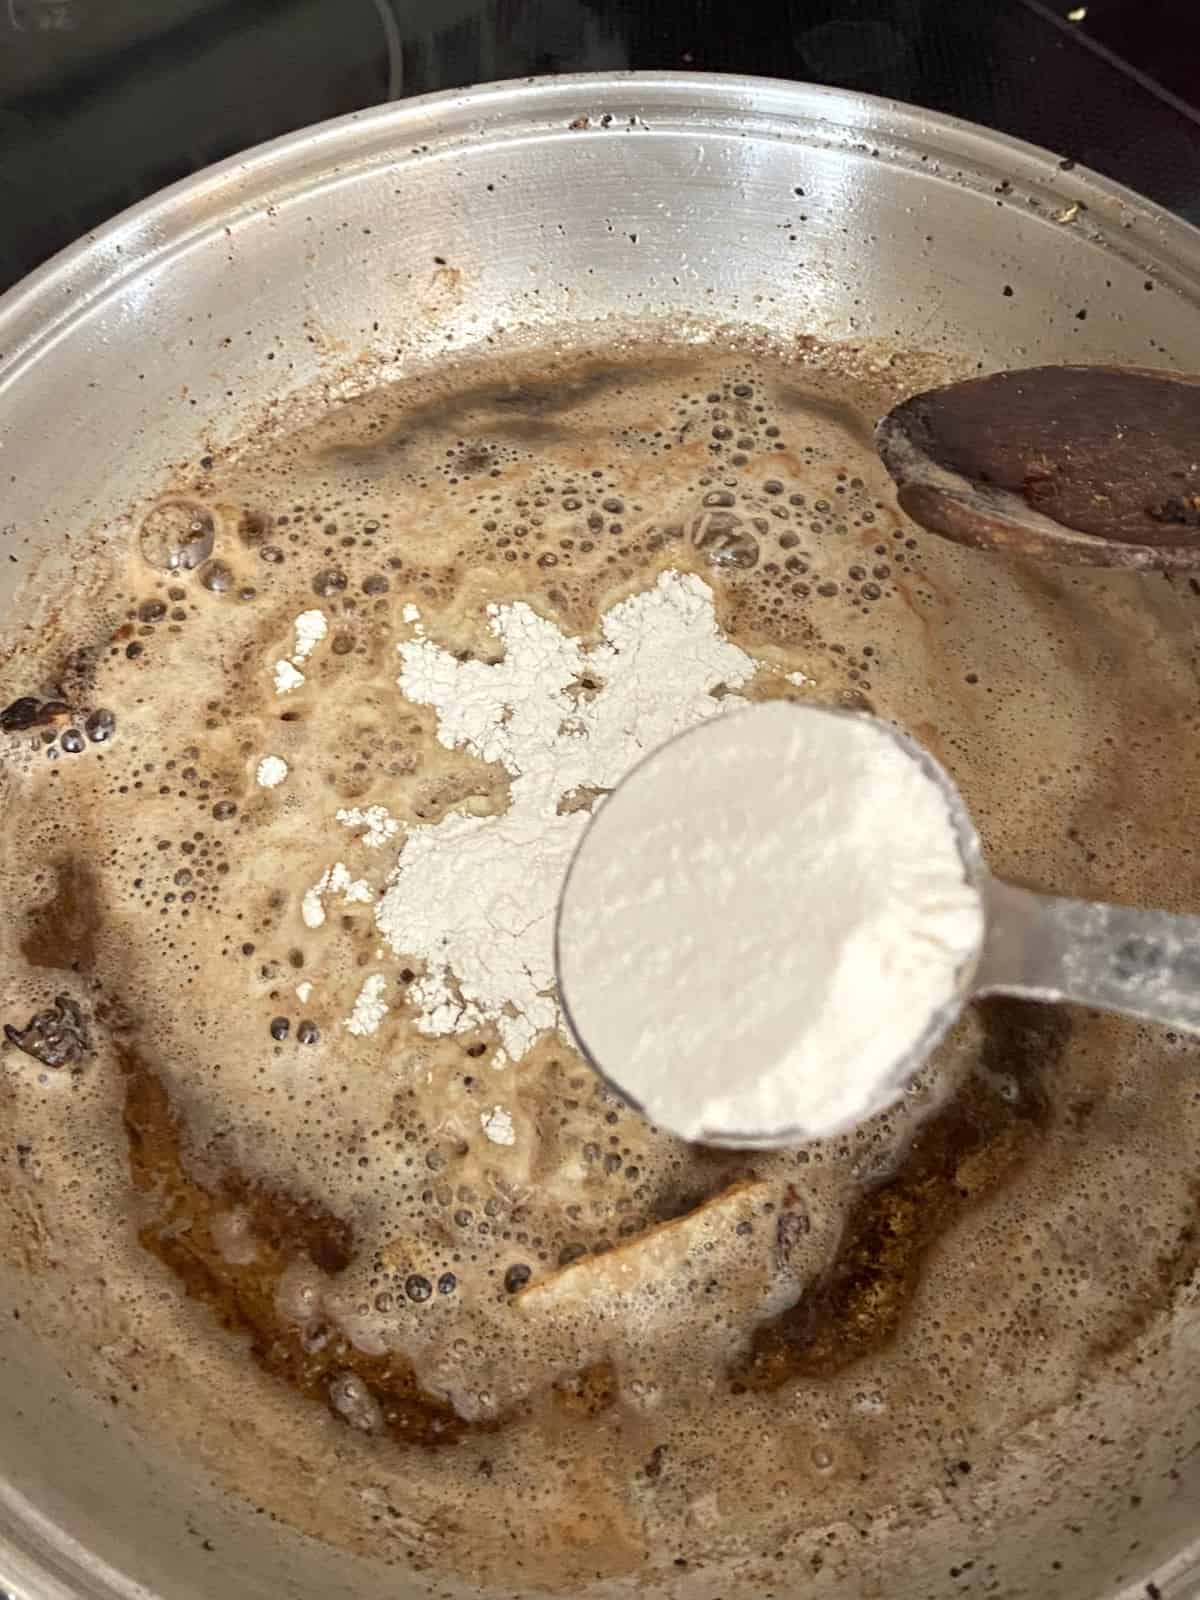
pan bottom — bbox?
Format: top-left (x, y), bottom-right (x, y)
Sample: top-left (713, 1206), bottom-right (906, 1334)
top-left (2, 326), bottom-right (1198, 1592)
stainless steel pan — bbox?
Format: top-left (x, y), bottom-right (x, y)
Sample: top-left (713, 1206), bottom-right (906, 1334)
top-left (2, 72), bottom-right (1200, 1600)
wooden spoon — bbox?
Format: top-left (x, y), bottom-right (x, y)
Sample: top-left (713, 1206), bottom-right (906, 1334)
top-left (875, 365), bottom-right (1200, 569)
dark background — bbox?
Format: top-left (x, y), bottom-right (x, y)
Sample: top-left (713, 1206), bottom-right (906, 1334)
top-left (2, 0), bottom-right (1200, 292)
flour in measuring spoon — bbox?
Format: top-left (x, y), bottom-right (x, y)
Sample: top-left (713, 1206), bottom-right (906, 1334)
top-left (373, 571), bottom-right (758, 1062)
top-left (556, 703), bottom-right (986, 1141)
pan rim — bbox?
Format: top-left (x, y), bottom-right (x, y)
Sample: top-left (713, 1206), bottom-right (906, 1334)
top-left (2, 70), bottom-right (1200, 397)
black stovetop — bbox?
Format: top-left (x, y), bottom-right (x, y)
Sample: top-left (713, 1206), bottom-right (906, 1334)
top-left (1, 0), bottom-right (1199, 294)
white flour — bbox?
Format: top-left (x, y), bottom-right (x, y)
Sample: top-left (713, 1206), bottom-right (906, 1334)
top-left (337, 805), bottom-right (399, 849)
top-left (302, 862), bottom-right (374, 930)
top-left (480, 1106), bottom-right (516, 1146)
top-left (557, 702), bottom-right (985, 1141)
top-left (272, 609), bottom-right (328, 696)
top-left (374, 571), bottom-right (757, 1063)
top-left (291, 608), bottom-right (328, 661)
top-left (273, 659), bottom-right (304, 695)
top-left (256, 755), bottom-right (288, 789)
top-left (345, 973), bottom-right (389, 1037)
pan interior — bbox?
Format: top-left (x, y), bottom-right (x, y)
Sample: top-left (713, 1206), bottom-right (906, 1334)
top-left (3, 322), bottom-right (1200, 1598)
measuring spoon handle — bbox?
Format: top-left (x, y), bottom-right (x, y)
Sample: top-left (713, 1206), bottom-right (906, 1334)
top-left (975, 878), bottom-right (1200, 1034)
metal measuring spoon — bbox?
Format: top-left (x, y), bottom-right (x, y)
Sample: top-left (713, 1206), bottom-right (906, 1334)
top-left (555, 704), bottom-right (1200, 1148)
top-left (875, 365), bottom-right (1200, 569)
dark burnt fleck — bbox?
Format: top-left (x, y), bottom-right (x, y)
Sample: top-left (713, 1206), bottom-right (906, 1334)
top-left (1, 696), bottom-right (42, 733)
top-left (776, 1209), bottom-right (810, 1263)
top-left (1148, 494), bottom-right (1200, 528)
top-left (4, 994), bottom-right (91, 1068)
top-left (237, 510), bottom-right (268, 545)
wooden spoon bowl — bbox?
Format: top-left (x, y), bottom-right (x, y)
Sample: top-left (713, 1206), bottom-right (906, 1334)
top-left (875, 365), bottom-right (1200, 569)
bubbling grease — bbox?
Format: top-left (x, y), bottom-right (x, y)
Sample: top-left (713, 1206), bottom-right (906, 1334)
top-left (2, 333), bottom-right (1200, 1594)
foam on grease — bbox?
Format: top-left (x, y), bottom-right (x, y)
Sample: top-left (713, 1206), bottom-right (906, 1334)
top-left (2, 331), bottom-right (1200, 1592)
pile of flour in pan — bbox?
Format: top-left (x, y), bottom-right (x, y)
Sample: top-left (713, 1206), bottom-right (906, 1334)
top-left (370, 569), bottom-right (757, 1062)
